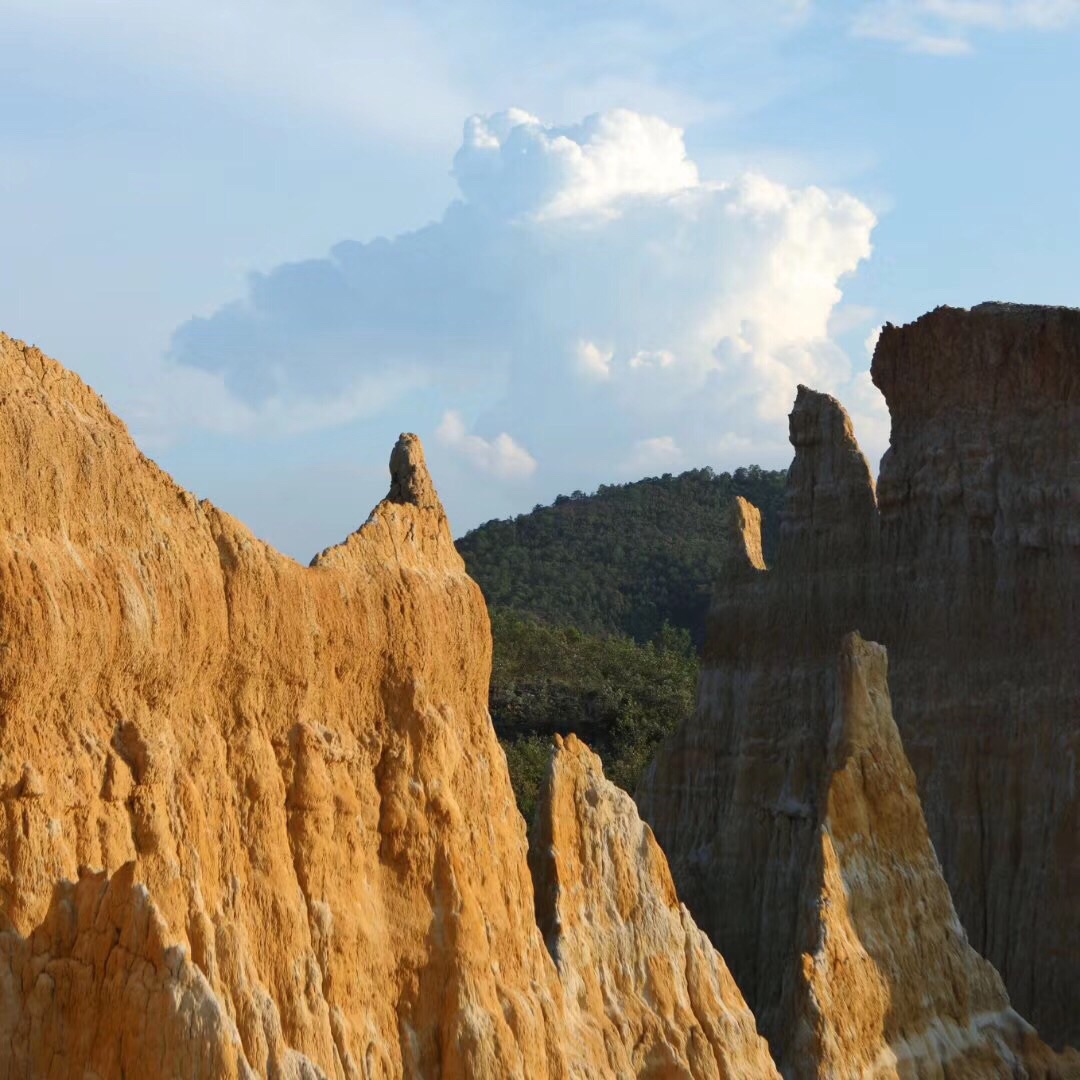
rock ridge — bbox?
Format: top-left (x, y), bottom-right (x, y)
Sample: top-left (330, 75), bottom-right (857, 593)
top-left (530, 732), bottom-right (780, 1079)
top-left (638, 302), bottom-right (1080, 1051)
top-left (0, 330), bottom-right (777, 1078)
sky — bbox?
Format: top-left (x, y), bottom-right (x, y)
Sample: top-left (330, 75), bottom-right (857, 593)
top-left (2, 1), bottom-right (1078, 559)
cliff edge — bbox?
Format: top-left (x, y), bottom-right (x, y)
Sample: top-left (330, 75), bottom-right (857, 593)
top-left (638, 303), bottom-right (1079, 1051)
top-left (0, 331), bottom-right (781, 1078)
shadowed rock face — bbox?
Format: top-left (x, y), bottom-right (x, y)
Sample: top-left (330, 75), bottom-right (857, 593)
top-left (637, 303), bottom-right (1080, 1053)
top-left (0, 864), bottom-right (258, 1078)
top-left (0, 331), bottom-right (780, 1078)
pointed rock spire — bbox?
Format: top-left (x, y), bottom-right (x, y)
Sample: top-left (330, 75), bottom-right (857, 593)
top-left (532, 733), bottom-right (781, 1079)
top-left (789, 632), bottom-right (1077, 1078)
top-left (386, 432), bottom-right (441, 510)
top-left (780, 386), bottom-right (878, 567)
top-left (310, 431), bottom-right (454, 569)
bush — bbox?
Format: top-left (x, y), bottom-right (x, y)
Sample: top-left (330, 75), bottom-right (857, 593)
top-left (501, 735), bottom-right (552, 825)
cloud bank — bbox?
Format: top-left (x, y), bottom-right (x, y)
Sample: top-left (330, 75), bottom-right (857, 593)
top-left (164, 107), bottom-right (885, 516)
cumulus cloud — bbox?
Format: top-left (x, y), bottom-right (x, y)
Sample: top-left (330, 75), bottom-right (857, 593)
top-left (851, 0), bottom-right (1080, 53)
top-left (126, 363), bottom-right (428, 449)
top-left (577, 340), bottom-right (614, 380)
top-left (453, 108), bottom-right (698, 221)
top-left (844, 371), bottom-right (892, 471)
top-left (436, 411), bottom-right (537, 480)
top-left (164, 107), bottom-right (880, 514)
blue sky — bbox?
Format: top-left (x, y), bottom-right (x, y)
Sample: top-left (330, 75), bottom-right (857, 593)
top-left (2, 1), bottom-right (1077, 558)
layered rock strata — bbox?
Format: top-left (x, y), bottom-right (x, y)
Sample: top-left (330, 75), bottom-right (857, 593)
top-left (638, 303), bottom-right (1080, 1051)
top-left (530, 733), bottom-right (779, 1079)
top-left (790, 632), bottom-right (1077, 1079)
top-left (0, 331), bottom-right (774, 1077)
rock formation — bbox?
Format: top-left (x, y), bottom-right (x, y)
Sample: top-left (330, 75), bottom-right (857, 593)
top-left (0, 864), bottom-right (256, 1078)
top-left (638, 303), bottom-right (1079, 1053)
top-left (0, 331), bottom-right (777, 1078)
top-left (790, 632), bottom-right (1078, 1078)
top-left (530, 733), bottom-right (779, 1079)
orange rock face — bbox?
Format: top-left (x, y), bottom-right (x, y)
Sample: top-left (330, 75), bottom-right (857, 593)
top-left (638, 303), bottom-right (1079, 1054)
top-left (0, 331), bottom-right (780, 1078)
top-left (2, 311), bottom-right (1073, 1076)
top-left (531, 733), bottom-right (779, 1079)
top-left (0, 330), bottom-right (575, 1076)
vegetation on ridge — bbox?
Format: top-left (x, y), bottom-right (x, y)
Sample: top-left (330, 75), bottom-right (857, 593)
top-left (456, 465), bottom-right (787, 819)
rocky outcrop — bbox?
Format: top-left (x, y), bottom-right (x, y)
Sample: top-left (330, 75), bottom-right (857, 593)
top-left (0, 331), bottom-right (573, 1077)
top-left (530, 733), bottom-right (779, 1079)
top-left (0, 331), bottom-right (778, 1078)
top-left (790, 633), bottom-right (1077, 1079)
top-left (638, 303), bottom-right (1080, 1052)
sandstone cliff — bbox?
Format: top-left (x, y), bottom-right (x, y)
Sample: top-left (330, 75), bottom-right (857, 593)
top-left (637, 303), bottom-right (1079, 1053)
top-left (530, 733), bottom-right (779, 1079)
top-left (0, 331), bottom-right (566, 1077)
top-left (791, 632), bottom-right (1077, 1079)
top-left (0, 331), bottom-right (783, 1078)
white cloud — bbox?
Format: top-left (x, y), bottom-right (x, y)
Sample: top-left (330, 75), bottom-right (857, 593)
top-left (864, 325), bottom-right (883, 357)
top-left (126, 362), bottom-right (428, 450)
top-left (453, 108), bottom-right (698, 221)
top-left (436, 411), bottom-right (537, 480)
top-left (576, 340), bottom-right (614, 380)
top-left (924, 0), bottom-right (1079, 29)
top-left (829, 304), bottom-right (879, 337)
top-left (844, 371), bottom-right (891, 473)
top-left (710, 432), bottom-right (757, 457)
top-left (163, 107), bottom-right (878, 502)
top-left (628, 349), bottom-right (677, 370)
top-left (851, 0), bottom-right (1080, 53)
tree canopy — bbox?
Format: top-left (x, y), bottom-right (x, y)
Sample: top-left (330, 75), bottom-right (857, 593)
top-left (457, 465), bottom-right (785, 648)
top-left (455, 464), bottom-right (788, 819)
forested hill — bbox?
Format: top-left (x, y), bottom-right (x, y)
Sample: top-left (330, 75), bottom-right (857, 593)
top-left (456, 465), bottom-right (787, 647)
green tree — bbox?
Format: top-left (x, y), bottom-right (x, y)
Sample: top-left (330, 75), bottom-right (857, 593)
top-left (459, 462), bottom-right (788, 818)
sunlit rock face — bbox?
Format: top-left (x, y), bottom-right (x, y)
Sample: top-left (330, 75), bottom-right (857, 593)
top-left (638, 303), bottom-right (1080, 1053)
top-left (0, 331), bottom-right (779, 1078)
top-left (0, 331), bottom-right (575, 1077)
top-left (530, 732), bottom-right (780, 1079)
